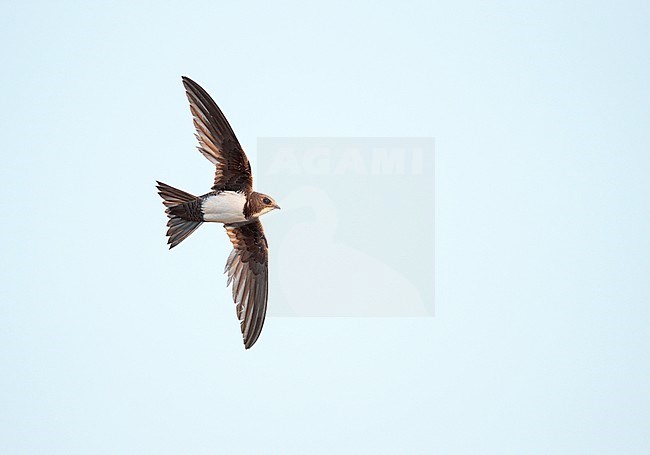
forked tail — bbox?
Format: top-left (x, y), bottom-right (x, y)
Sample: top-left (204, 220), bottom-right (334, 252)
top-left (156, 181), bottom-right (204, 249)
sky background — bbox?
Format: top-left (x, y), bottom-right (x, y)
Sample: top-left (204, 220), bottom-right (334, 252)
top-left (1, 0), bottom-right (649, 453)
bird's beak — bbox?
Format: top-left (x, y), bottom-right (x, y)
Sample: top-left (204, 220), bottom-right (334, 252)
top-left (274, 204), bottom-right (281, 210)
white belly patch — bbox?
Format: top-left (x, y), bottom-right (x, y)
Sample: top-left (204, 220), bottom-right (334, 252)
top-left (202, 191), bottom-right (247, 224)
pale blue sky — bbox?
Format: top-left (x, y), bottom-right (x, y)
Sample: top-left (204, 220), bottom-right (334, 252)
top-left (1, 0), bottom-right (649, 453)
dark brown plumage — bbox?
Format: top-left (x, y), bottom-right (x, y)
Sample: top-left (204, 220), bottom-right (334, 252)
top-left (224, 220), bottom-right (269, 349)
top-left (243, 192), bottom-right (272, 219)
top-left (156, 181), bottom-right (204, 249)
top-left (182, 76), bottom-right (254, 195)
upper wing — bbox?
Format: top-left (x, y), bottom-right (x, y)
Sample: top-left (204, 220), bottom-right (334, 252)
top-left (182, 76), bottom-right (253, 194)
top-left (224, 220), bottom-right (269, 349)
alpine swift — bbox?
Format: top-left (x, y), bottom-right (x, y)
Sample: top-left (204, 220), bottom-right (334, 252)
top-left (156, 76), bottom-right (280, 349)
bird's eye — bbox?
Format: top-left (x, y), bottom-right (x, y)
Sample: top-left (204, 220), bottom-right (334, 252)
top-left (263, 197), bottom-right (271, 205)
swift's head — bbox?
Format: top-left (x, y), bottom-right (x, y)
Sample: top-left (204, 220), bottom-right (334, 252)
top-left (245, 192), bottom-right (281, 219)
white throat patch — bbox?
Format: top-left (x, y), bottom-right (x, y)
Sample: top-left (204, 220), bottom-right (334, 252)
top-left (256, 206), bottom-right (277, 217)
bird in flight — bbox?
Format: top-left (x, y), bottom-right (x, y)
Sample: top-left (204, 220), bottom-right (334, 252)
top-left (156, 76), bottom-right (280, 349)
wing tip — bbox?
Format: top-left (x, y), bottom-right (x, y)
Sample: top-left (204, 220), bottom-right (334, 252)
top-left (181, 76), bottom-right (195, 94)
top-left (181, 75), bottom-right (200, 92)
top-left (244, 337), bottom-right (258, 350)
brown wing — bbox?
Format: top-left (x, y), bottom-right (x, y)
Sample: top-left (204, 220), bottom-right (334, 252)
top-left (182, 76), bottom-right (253, 194)
top-left (224, 220), bottom-right (269, 349)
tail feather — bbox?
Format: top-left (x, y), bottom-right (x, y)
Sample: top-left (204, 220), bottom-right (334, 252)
top-left (156, 181), bottom-right (204, 249)
top-left (156, 180), bottom-right (198, 207)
